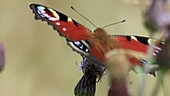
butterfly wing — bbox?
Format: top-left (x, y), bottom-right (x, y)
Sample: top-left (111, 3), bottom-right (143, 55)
top-left (30, 3), bottom-right (92, 41)
top-left (29, 4), bottom-right (162, 65)
top-left (30, 3), bottom-right (96, 58)
top-left (112, 35), bottom-right (149, 53)
top-left (111, 35), bottom-right (162, 66)
top-left (112, 35), bottom-right (161, 54)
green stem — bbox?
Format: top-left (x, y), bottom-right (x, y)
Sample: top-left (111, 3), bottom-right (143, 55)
top-left (151, 71), bottom-right (164, 96)
top-left (161, 72), bottom-right (169, 96)
top-left (138, 34), bottom-right (155, 96)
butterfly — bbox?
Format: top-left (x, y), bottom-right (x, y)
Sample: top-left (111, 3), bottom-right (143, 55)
top-left (29, 3), bottom-right (162, 67)
top-left (29, 3), bottom-right (164, 96)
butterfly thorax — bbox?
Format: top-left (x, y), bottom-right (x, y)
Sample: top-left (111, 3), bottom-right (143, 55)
top-left (91, 28), bottom-right (117, 52)
top-left (83, 28), bottom-right (121, 63)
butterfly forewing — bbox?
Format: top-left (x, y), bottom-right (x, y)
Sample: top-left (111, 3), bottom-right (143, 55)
top-left (30, 4), bottom-right (91, 41)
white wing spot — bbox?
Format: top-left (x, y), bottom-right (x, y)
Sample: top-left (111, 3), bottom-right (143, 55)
top-left (56, 22), bottom-right (60, 25)
top-left (49, 17), bottom-right (58, 21)
top-left (85, 49), bottom-right (89, 52)
top-left (75, 41), bottom-right (81, 45)
top-left (63, 28), bottom-right (66, 31)
top-left (37, 6), bottom-right (45, 10)
top-left (131, 36), bottom-right (137, 41)
top-left (68, 18), bottom-right (72, 22)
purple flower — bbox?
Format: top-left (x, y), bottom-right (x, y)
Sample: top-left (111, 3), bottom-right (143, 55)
top-left (145, 0), bottom-right (170, 70)
top-left (145, 0), bottom-right (170, 32)
top-left (156, 38), bottom-right (170, 70)
top-left (0, 43), bottom-right (5, 72)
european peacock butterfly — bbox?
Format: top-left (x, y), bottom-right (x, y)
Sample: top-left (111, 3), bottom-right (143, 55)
top-left (29, 3), bottom-right (163, 67)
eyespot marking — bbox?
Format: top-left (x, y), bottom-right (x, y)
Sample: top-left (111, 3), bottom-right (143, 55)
top-left (36, 6), bottom-right (59, 21)
top-left (67, 40), bottom-right (90, 56)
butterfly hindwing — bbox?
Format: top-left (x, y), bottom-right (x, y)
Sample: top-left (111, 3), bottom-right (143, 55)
top-left (110, 35), bottom-right (163, 66)
top-left (112, 35), bottom-right (149, 53)
top-left (67, 39), bottom-right (90, 57)
top-left (29, 3), bottom-right (91, 41)
top-left (111, 35), bottom-right (162, 54)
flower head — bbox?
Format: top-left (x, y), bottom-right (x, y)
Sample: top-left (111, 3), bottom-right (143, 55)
top-left (0, 43), bottom-right (5, 72)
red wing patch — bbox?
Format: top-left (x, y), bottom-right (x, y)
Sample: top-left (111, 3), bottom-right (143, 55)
top-left (30, 4), bottom-right (91, 41)
top-left (113, 36), bottom-right (148, 53)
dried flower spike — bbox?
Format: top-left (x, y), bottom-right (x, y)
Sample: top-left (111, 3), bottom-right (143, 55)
top-left (74, 58), bottom-right (105, 96)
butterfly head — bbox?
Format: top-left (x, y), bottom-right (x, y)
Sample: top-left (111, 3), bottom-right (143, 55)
top-left (94, 28), bottom-right (106, 33)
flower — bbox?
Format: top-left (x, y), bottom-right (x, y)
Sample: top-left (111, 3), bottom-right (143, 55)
top-left (0, 43), bottom-right (5, 72)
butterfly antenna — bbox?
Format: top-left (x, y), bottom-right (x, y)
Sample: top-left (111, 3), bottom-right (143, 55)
top-left (70, 6), bottom-right (97, 28)
top-left (102, 20), bottom-right (126, 29)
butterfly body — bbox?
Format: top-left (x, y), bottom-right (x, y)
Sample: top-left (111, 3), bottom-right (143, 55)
top-left (30, 3), bottom-right (161, 67)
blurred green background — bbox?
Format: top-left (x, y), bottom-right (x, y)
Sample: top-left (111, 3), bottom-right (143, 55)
top-left (0, 0), bottom-right (169, 96)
